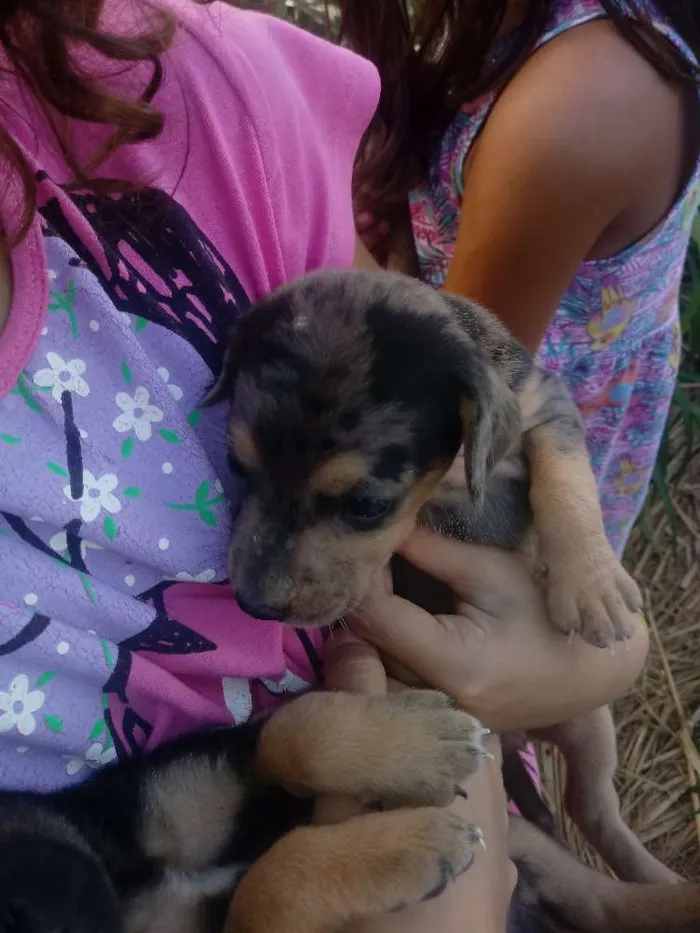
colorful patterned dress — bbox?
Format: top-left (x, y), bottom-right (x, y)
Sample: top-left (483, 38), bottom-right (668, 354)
top-left (410, 0), bottom-right (697, 558)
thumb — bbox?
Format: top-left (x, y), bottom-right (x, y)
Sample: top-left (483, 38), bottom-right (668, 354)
top-left (350, 576), bottom-right (476, 695)
top-left (324, 630), bottom-right (387, 695)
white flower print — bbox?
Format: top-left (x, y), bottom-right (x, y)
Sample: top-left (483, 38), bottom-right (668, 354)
top-left (113, 387), bottom-right (164, 441)
top-left (157, 366), bottom-right (183, 402)
top-left (33, 352), bottom-right (89, 403)
top-left (65, 741), bottom-right (117, 777)
top-left (49, 530), bottom-right (104, 559)
top-left (174, 569), bottom-right (217, 583)
top-left (64, 470), bottom-right (122, 523)
top-left (0, 675), bottom-right (45, 736)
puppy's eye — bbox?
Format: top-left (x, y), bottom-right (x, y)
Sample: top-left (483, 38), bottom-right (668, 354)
top-left (342, 494), bottom-right (394, 530)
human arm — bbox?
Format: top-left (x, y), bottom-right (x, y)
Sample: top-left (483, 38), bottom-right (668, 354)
top-left (321, 631), bottom-right (515, 933)
top-left (350, 531), bottom-right (648, 733)
top-left (353, 232), bottom-right (382, 271)
top-left (443, 19), bottom-right (691, 351)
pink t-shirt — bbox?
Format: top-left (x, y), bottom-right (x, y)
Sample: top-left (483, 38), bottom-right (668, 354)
top-left (0, 1), bottom-right (378, 789)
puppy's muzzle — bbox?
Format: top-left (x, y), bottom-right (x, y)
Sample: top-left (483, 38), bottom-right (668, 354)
top-left (235, 591), bottom-right (286, 622)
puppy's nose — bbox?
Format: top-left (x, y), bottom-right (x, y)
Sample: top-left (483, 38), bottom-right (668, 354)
top-left (236, 591), bottom-right (285, 621)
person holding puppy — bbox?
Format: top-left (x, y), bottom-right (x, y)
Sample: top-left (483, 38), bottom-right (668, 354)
top-left (0, 0), bottom-right (648, 929)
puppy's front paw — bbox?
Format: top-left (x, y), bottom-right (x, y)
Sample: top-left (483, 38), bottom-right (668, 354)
top-left (390, 808), bottom-right (485, 910)
top-left (543, 544), bottom-right (642, 647)
top-left (365, 691), bottom-right (489, 808)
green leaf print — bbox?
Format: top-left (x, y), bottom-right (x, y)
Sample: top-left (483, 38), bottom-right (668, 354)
top-left (0, 434), bottom-right (21, 445)
top-left (35, 671), bottom-right (57, 688)
top-left (186, 410), bottom-right (201, 429)
top-left (200, 510), bottom-right (217, 528)
top-left (158, 429), bottom-right (182, 444)
top-left (44, 715), bottom-right (64, 733)
top-left (47, 462), bottom-right (69, 477)
top-left (79, 573), bottom-right (98, 606)
top-left (89, 717), bottom-right (106, 741)
top-left (121, 436), bottom-right (135, 459)
top-left (103, 516), bottom-right (119, 541)
top-left (10, 373), bottom-right (43, 413)
top-left (48, 281), bottom-right (79, 339)
top-left (195, 481), bottom-right (211, 508)
top-left (100, 639), bottom-right (116, 671)
top-left (135, 317), bottom-right (149, 332)
top-left (122, 487), bottom-right (142, 499)
top-left (165, 479), bottom-right (225, 526)
top-left (121, 361), bottom-right (133, 385)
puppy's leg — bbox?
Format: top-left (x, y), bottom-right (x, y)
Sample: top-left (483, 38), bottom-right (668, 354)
top-left (520, 370), bottom-right (642, 647)
top-left (535, 707), bottom-right (679, 885)
top-left (227, 807), bottom-right (483, 933)
top-left (509, 816), bottom-right (700, 933)
top-left (256, 690), bottom-right (488, 807)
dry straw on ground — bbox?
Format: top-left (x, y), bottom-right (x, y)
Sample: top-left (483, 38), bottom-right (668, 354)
top-left (540, 412), bottom-right (700, 879)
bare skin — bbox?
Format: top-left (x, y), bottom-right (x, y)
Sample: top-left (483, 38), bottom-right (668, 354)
top-left (443, 18), bottom-right (697, 350)
top-left (350, 531), bottom-right (649, 735)
top-left (321, 631), bottom-right (515, 933)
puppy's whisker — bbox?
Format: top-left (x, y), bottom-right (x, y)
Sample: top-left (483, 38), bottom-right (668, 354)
top-left (349, 605), bottom-right (387, 628)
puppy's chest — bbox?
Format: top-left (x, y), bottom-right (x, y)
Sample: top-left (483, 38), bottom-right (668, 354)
top-left (422, 449), bottom-right (532, 551)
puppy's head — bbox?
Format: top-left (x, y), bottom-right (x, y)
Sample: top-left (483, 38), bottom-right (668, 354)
top-left (205, 270), bottom-right (520, 625)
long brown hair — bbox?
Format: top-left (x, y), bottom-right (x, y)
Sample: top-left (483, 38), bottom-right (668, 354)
top-left (0, 0), bottom-right (175, 244)
top-left (339, 0), bottom-right (700, 226)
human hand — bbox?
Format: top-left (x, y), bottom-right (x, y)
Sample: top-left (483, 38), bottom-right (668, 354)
top-left (350, 531), bottom-right (649, 733)
top-left (322, 631), bottom-right (514, 933)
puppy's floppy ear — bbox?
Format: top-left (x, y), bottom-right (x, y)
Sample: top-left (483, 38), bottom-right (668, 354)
top-left (457, 348), bottom-right (522, 505)
top-left (200, 332), bottom-right (239, 408)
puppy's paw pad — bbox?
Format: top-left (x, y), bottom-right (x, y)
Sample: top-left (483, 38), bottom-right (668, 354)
top-left (418, 811), bottom-right (483, 901)
top-left (377, 693), bottom-right (488, 807)
top-left (544, 551), bottom-right (641, 647)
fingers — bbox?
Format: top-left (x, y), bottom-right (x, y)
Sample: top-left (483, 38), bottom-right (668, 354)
top-left (324, 630), bottom-right (388, 696)
top-left (398, 531), bottom-right (530, 609)
top-left (319, 633), bottom-right (389, 827)
top-left (350, 581), bottom-right (479, 699)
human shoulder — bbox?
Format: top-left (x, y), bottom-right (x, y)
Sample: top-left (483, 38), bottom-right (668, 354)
top-left (161, 2), bottom-right (379, 283)
top-left (472, 18), bottom-right (690, 211)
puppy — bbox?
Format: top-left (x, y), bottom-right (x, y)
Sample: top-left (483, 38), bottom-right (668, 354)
top-left (508, 816), bottom-right (700, 933)
top-left (203, 268), bottom-right (675, 889)
top-left (207, 269), bottom-right (639, 645)
top-left (0, 690), bottom-right (488, 933)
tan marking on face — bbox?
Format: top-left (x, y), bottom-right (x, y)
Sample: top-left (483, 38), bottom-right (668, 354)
top-left (285, 468), bottom-right (448, 622)
top-left (309, 452), bottom-right (369, 497)
top-left (231, 422), bottom-right (260, 471)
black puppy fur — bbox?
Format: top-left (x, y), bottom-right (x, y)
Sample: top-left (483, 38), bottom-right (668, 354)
top-left (0, 688), bottom-right (488, 933)
top-left (0, 269), bottom-right (644, 933)
top-left (0, 721), bottom-right (303, 933)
